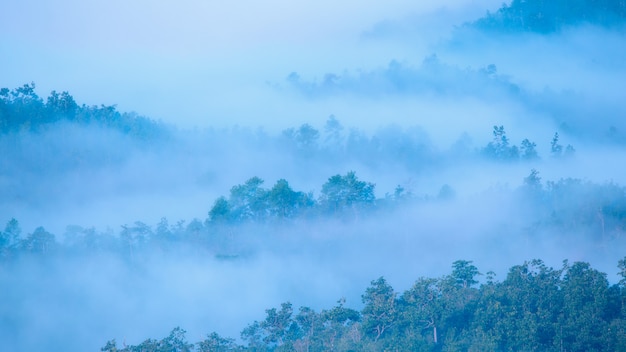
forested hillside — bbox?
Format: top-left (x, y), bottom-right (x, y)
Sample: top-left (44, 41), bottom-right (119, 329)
top-left (472, 0), bottom-right (626, 32)
top-left (100, 259), bottom-right (626, 351)
top-left (2, 168), bottom-right (626, 261)
top-left (0, 83), bottom-right (165, 139)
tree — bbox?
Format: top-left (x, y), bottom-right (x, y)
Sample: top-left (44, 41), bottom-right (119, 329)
top-left (483, 125), bottom-right (519, 160)
top-left (399, 277), bottom-right (443, 346)
top-left (259, 302), bottom-right (297, 346)
top-left (0, 82), bottom-right (44, 131)
top-left (361, 277), bottom-right (397, 342)
top-left (154, 217), bottom-right (174, 243)
top-left (63, 225), bottom-right (108, 252)
top-left (240, 321), bottom-right (266, 350)
top-left (292, 306), bottom-right (323, 351)
top-left (619, 257), bottom-right (626, 288)
top-left (323, 115), bottom-right (344, 151)
top-left (521, 169), bottom-right (545, 209)
top-left (451, 260), bottom-right (481, 288)
top-left (46, 90), bottom-right (78, 122)
top-left (551, 132), bottom-right (563, 157)
top-left (209, 196), bottom-right (232, 223)
top-left (120, 222), bottom-right (152, 260)
top-left (196, 332), bottom-right (241, 352)
top-left (524, 169), bottom-right (542, 190)
top-left (560, 262), bottom-right (612, 351)
top-left (319, 298), bottom-right (362, 349)
top-left (520, 138), bottom-right (539, 160)
top-left (483, 259), bottom-right (564, 351)
top-left (156, 327), bottom-right (194, 352)
top-left (100, 340), bottom-right (119, 352)
top-left (242, 302), bottom-right (298, 350)
top-left (295, 124), bottom-right (319, 151)
top-left (0, 218), bottom-right (21, 252)
top-left (103, 327), bottom-right (193, 352)
top-left (229, 177), bottom-right (268, 221)
top-left (282, 124), bottom-right (320, 155)
top-left (185, 218), bottom-right (204, 243)
top-left (20, 226), bottom-right (56, 254)
top-left (267, 179), bottom-right (313, 218)
top-left (319, 171), bottom-right (375, 215)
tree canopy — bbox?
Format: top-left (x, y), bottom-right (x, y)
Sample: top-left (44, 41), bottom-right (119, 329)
top-left (473, 0), bottom-right (626, 33)
top-left (100, 258), bottom-right (626, 351)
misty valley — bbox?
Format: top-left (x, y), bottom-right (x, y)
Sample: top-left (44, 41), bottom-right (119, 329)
top-left (2, 0), bottom-right (626, 351)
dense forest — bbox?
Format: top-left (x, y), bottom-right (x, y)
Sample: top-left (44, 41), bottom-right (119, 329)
top-left (99, 259), bottom-right (626, 351)
top-left (2, 166), bottom-right (626, 260)
top-left (472, 0), bottom-right (626, 32)
top-left (0, 83), bottom-right (165, 139)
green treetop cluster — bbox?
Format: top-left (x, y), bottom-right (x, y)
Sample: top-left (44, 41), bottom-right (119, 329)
top-left (2, 170), bottom-right (626, 261)
top-left (102, 259), bottom-right (626, 351)
top-left (473, 0), bottom-right (626, 33)
top-left (0, 83), bottom-right (165, 139)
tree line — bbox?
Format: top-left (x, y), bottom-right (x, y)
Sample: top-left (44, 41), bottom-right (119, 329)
top-left (1, 83), bottom-right (587, 170)
top-left (100, 259), bottom-right (626, 351)
top-left (473, 0), bottom-right (626, 33)
top-left (1, 170), bottom-right (625, 261)
top-left (0, 83), bottom-right (166, 140)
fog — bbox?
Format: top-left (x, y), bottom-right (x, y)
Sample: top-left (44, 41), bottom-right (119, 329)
top-left (1, 0), bottom-right (626, 350)
top-left (1, 0), bottom-right (503, 127)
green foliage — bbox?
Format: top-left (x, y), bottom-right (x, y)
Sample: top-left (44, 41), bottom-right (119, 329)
top-left (483, 125), bottom-right (519, 161)
top-left (2, 170), bottom-right (624, 261)
top-left (481, 259), bottom-right (564, 351)
top-left (474, 0), bottom-right (626, 33)
top-left (523, 168), bottom-right (543, 192)
top-left (281, 123), bottom-right (320, 154)
top-left (478, 126), bottom-right (574, 162)
top-left (541, 178), bottom-right (626, 237)
top-left (208, 178), bottom-right (314, 224)
top-left (0, 83), bottom-right (165, 139)
top-left (102, 327), bottom-right (193, 352)
top-left (260, 302), bottom-right (296, 346)
top-left (319, 171), bottom-right (375, 215)
top-left (0, 218), bottom-right (21, 255)
top-left (229, 177), bottom-right (268, 221)
top-left (206, 171), bottom-right (377, 224)
top-left (361, 277), bottom-right (397, 342)
top-left (267, 179), bottom-right (313, 218)
top-left (520, 138), bottom-right (538, 160)
top-left (550, 132), bottom-right (576, 159)
top-left (196, 332), bottom-right (242, 352)
top-left (20, 226), bottom-right (55, 254)
top-left (560, 262), bottom-right (612, 351)
top-left (101, 259), bottom-right (626, 351)
top-left (209, 197), bottom-right (232, 223)
top-left (451, 260), bottom-right (481, 288)
top-left (619, 257), bottom-right (626, 287)
top-left (101, 339), bottom-right (119, 352)
top-left (398, 277), bottom-right (442, 347)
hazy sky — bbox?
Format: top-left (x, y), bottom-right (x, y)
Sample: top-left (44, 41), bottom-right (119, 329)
top-left (1, 0), bottom-right (501, 127)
